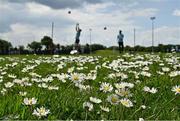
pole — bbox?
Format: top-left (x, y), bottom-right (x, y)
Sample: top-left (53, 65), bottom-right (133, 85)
top-left (89, 29), bottom-right (92, 54)
top-left (134, 28), bottom-right (136, 52)
top-left (150, 17), bottom-right (155, 53)
top-left (152, 20), bottom-right (154, 53)
top-left (51, 22), bottom-right (54, 40)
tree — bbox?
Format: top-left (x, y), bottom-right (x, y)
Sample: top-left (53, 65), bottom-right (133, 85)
top-left (54, 44), bottom-right (61, 54)
top-left (41, 36), bottom-right (53, 50)
top-left (19, 45), bottom-right (24, 54)
top-left (91, 44), bottom-right (106, 52)
top-left (28, 41), bottom-right (42, 53)
top-left (56, 44), bottom-right (60, 50)
top-left (41, 36), bottom-right (54, 54)
top-left (0, 39), bottom-right (12, 54)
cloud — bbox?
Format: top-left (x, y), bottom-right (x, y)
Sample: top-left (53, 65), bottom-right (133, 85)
top-left (0, 1), bottom-right (140, 47)
top-left (173, 9), bottom-right (180, 16)
top-left (0, 0), bottom-right (179, 48)
top-left (5, 0), bottom-right (103, 9)
top-left (131, 8), bottom-right (158, 17)
top-left (0, 2), bottom-right (75, 33)
top-left (0, 23), bottom-right (50, 47)
top-left (135, 26), bottom-right (180, 46)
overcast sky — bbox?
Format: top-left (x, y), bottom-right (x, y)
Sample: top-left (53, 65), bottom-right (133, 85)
top-left (0, 0), bottom-right (180, 47)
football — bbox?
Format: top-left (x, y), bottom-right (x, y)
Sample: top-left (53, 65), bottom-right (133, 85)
top-left (68, 11), bottom-right (71, 14)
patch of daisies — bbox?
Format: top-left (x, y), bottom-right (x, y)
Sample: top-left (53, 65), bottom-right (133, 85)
top-left (0, 53), bottom-right (179, 120)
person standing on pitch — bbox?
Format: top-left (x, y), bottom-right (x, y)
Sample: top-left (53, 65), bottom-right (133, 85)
top-left (75, 23), bottom-right (82, 53)
top-left (117, 30), bottom-right (124, 53)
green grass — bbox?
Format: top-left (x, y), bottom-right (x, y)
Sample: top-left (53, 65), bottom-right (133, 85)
top-left (94, 50), bottom-right (120, 55)
top-left (0, 52), bottom-right (179, 120)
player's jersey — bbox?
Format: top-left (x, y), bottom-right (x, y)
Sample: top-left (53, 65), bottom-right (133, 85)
top-left (76, 31), bottom-right (81, 39)
top-left (117, 34), bottom-right (124, 42)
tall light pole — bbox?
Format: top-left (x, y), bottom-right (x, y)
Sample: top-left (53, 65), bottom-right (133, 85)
top-left (51, 22), bottom-right (54, 40)
top-left (89, 28), bottom-right (92, 54)
top-left (134, 28), bottom-right (136, 52)
top-left (150, 17), bottom-right (156, 53)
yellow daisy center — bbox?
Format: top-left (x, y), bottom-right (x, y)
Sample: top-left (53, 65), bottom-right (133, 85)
top-left (122, 90), bottom-right (129, 96)
top-left (121, 100), bottom-right (129, 106)
top-left (111, 96), bottom-right (118, 103)
top-left (39, 108), bottom-right (46, 115)
top-left (104, 86), bottom-right (110, 91)
top-left (29, 100), bottom-right (33, 105)
top-left (176, 88), bottom-right (180, 93)
top-left (73, 75), bottom-right (79, 81)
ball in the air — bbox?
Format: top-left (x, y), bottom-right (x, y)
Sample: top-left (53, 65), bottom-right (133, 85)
top-left (68, 11), bottom-right (71, 14)
top-left (104, 27), bottom-right (107, 30)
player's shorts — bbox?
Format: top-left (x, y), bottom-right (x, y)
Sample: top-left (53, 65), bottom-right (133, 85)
top-left (75, 39), bottom-right (80, 44)
top-left (118, 42), bottom-right (123, 45)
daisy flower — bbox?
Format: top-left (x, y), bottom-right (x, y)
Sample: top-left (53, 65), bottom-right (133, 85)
top-left (114, 82), bottom-right (134, 89)
top-left (67, 67), bottom-right (75, 73)
top-left (70, 73), bottom-right (84, 84)
top-left (114, 83), bottom-right (125, 89)
top-left (1, 88), bottom-right (7, 95)
top-left (141, 105), bottom-right (146, 109)
top-left (107, 94), bottom-right (119, 105)
top-left (33, 106), bottom-right (50, 117)
top-left (171, 85), bottom-right (180, 95)
top-left (115, 88), bottom-right (132, 97)
top-left (143, 86), bottom-right (158, 94)
top-left (169, 71), bottom-right (178, 77)
top-left (8, 74), bottom-right (17, 79)
top-left (83, 102), bottom-right (93, 111)
top-left (100, 82), bottom-right (113, 93)
top-left (100, 106), bottom-right (110, 112)
top-left (139, 118), bottom-right (145, 121)
top-left (4, 82), bottom-right (14, 88)
top-left (143, 86), bottom-right (150, 92)
top-left (75, 83), bottom-right (91, 91)
top-left (19, 91), bottom-right (27, 96)
top-left (120, 98), bottom-right (133, 108)
top-left (23, 97), bottom-right (37, 105)
top-left (89, 97), bottom-right (102, 104)
top-left (162, 67), bottom-right (170, 72)
top-left (140, 71), bottom-right (151, 77)
top-left (48, 86), bottom-right (59, 90)
top-left (150, 87), bottom-right (158, 94)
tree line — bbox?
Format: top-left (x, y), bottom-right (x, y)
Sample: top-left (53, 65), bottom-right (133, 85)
top-left (0, 36), bottom-right (106, 55)
top-left (0, 36), bottom-right (179, 55)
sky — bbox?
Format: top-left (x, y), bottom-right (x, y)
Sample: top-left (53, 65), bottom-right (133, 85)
top-left (0, 0), bottom-right (180, 47)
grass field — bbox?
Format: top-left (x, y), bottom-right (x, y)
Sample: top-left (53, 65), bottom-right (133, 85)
top-left (0, 51), bottom-right (180, 120)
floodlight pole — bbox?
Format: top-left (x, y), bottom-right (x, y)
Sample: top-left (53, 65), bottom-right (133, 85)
top-left (150, 17), bottom-right (155, 53)
top-left (134, 28), bottom-right (136, 52)
top-left (89, 28), bottom-right (92, 54)
top-left (51, 22), bottom-right (54, 40)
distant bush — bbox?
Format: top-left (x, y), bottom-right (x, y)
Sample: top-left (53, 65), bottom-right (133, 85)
top-left (0, 39), bottom-right (12, 55)
top-left (83, 44), bottom-right (90, 54)
top-left (60, 45), bottom-right (74, 54)
top-left (108, 44), bottom-right (180, 53)
top-left (91, 44), bottom-right (106, 52)
top-left (1, 36), bottom-right (180, 55)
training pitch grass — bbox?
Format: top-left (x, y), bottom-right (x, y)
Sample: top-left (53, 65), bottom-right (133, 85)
top-left (0, 52), bottom-right (180, 120)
